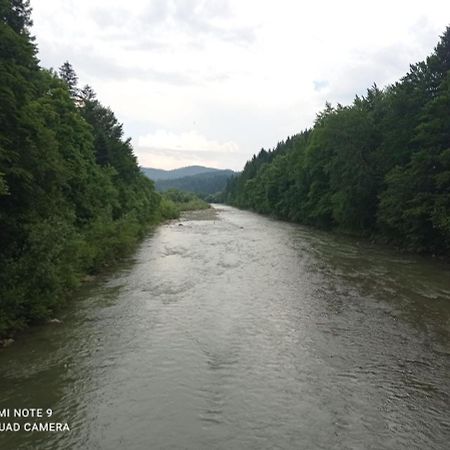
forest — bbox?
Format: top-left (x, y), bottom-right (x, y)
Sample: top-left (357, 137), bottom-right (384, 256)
top-left (0, 1), bottom-right (177, 336)
top-left (154, 170), bottom-right (235, 198)
top-left (224, 27), bottom-right (450, 256)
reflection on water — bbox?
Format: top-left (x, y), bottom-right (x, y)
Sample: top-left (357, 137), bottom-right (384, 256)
top-left (1, 205), bottom-right (449, 449)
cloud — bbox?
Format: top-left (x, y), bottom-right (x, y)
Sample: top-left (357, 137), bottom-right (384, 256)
top-left (137, 129), bottom-right (239, 153)
top-left (135, 146), bottom-right (244, 170)
top-left (313, 80), bottom-right (329, 92)
top-left (31, 0), bottom-right (450, 171)
top-left (322, 41), bottom-right (431, 105)
top-left (37, 42), bottom-right (199, 85)
top-left (133, 128), bottom-right (247, 170)
top-left (89, 0), bottom-right (255, 50)
top-left (90, 6), bottom-right (130, 29)
top-left (142, 0), bottom-right (256, 45)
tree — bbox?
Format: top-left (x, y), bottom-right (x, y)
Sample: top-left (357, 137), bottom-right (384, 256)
top-left (79, 84), bottom-right (96, 104)
top-left (0, 2), bottom-right (165, 336)
top-left (0, 0), bottom-right (33, 34)
top-left (59, 60), bottom-right (78, 98)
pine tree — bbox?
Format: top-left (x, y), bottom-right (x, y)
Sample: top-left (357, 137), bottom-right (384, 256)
top-left (0, 0), bottom-right (33, 34)
top-left (80, 84), bottom-right (96, 104)
top-left (58, 60), bottom-right (78, 98)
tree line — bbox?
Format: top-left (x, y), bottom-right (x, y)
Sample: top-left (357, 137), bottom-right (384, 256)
top-left (0, 1), bottom-right (173, 336)
top-left (155, 170), bottom-right (235, 198)
top-left (224, 27), bottom-right (450, 256)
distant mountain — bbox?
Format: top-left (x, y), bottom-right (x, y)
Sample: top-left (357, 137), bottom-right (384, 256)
top-left (142, 165), bottom-right (222, 181)
top-left (141, 165), bottom-right (236, 197)
top-left (156, 170), bottom-right (235, 196)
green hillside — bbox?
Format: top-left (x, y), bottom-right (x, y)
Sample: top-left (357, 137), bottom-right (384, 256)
top-left (155, 170), bottom-right (235, 196)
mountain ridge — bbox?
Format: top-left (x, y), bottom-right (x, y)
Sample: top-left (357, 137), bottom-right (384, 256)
top-left (141, 165), bottom-right (229, 181)
top-left (141, 165), bottom-right (237, 196)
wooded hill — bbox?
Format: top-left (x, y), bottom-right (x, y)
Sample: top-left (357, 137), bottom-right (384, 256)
top-left (225, 27), bottom-right (450, 256)
top-left (143, 166), bottom-right (235, 197)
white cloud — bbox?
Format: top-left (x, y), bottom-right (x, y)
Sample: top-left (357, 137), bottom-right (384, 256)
top-left (30, 0), bottom-right (450, 169)
top-left (134, 129), bottom-right (243, 170)
top-left (137, 129), bottom-right (239, 153)
top-left (134, 146), bottom-right (245, 171)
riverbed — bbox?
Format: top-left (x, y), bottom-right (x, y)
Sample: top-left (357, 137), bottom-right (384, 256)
top-left (1, 205), bottom-right (449, 449)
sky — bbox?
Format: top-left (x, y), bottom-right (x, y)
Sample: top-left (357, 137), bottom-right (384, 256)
top-left (31, 0), bottom-right (450, 171)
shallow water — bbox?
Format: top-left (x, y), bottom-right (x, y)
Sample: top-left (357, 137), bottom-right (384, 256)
top-left (1, 205), bottom-right (449, 449)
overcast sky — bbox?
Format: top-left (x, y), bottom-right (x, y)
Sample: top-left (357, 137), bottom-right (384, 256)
top-left (31, 0), bottom-right (449, 170)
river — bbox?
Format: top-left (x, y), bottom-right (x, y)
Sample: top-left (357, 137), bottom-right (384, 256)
top-left (1, 205), bottom-right (449, 449)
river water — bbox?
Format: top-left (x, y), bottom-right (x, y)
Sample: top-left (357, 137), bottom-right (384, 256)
top-left (1, 205), bottom-right (449, 450)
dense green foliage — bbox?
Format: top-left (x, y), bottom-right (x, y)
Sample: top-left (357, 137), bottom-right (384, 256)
top-left (0, 1), bottom-right (170, 336)
top-left (154, 170), bottom-right (235, 198)
top-left (162, 189), bottom-right (210, 213)
top-left (225, 28), bottom-right (450, 256)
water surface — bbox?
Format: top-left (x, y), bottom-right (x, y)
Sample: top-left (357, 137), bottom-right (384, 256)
top-left (1, 205), bottom-right (449, 449)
